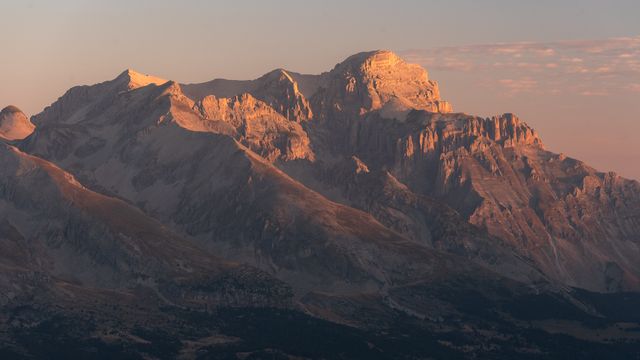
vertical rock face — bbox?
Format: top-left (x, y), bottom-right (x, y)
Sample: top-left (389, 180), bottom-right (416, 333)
top-left (0, 105), bottom-right (35, 140)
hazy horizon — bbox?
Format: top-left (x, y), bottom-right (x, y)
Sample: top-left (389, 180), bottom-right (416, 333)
top-left (1, 0), bottom-right (639, 179)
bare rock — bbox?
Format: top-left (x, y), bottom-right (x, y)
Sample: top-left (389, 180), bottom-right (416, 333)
top-left (0, 105), bottom-right (35, 140)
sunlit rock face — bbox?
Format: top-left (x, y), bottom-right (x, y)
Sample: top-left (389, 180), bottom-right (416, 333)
top-left (182, 68), bottom-right (313, 122)
top-left (0, 105), bottom-right (35, 140)
top-left (194, 93), bottom-right (314, 162)
top-left (311, 50), bottom-right (452, 119)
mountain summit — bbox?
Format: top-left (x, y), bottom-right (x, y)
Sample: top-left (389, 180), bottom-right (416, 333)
top-left (115, 68), bottom-right (168, 89)
top-left (316, 50), bottom-right (452, 117)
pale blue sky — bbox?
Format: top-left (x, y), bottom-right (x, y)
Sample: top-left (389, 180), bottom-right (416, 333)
top-left (1, 0), bottom-right (639, 178)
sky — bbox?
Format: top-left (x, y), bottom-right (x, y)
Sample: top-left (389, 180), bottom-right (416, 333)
top-left (1, 0), bottom-right (639, 179)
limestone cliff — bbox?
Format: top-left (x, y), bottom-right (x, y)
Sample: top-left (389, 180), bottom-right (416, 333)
top-left (311, 50), bottom-right (452, 120)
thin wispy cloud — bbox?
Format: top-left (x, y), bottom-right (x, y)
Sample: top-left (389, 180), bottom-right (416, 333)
top-left (498, 78), bottom-right (538, 96)
top-left (400, 36), bottom-right (640, 97)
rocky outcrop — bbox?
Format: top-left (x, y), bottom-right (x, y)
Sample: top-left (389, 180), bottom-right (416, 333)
top-left (251, 69), bottom-right (314, 121)
top-left (0, 105), bottom-right (35, 140)
top-left (182, 69), bottom-right (313, 122)
top-left (194, 93), bottom-right (314, 162)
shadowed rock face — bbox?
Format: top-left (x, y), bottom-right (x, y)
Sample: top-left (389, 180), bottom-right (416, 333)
top-left (0, 105), bottom-right (35, 140)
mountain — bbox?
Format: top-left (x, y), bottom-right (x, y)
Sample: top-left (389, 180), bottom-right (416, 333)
top-left (0, 106), bottom-right (35, 140)
top-left (2, 51), bottom-right (640, 358)
top-left (19, 68), bottom-right (535, 294)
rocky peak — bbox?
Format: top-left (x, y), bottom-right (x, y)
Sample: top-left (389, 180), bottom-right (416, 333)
top-left (114, 68), bottom-right (168, 90)
top-left (0, 105), bottom-right (35, 140)
top-left (314, 50), bottom-right (452, 118)
top-left (30, 70), bottom-right (172, 127)
top-left (336, 50), bottom-right (418, 78)
top-left (252, 69), bottom-right (313, 121)
top-left (181, 69), bottom-right (313, 122)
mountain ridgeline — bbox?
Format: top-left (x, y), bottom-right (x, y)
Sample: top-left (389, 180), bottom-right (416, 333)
top-left (1, 50), bottom-right (640, 358)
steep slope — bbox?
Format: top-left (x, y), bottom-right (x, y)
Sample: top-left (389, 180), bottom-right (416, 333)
top-left (0, 105), bottom-right (35, 140)
top-left (0, 142), bottom-right (290, 308)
